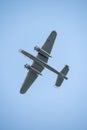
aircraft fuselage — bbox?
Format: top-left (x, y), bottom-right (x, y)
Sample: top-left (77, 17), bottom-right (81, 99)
top-left (20, 49), bottom-right (68, 80)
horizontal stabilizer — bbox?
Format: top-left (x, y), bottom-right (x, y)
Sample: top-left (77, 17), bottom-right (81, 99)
top-left (55, 65), bottom-right (69, 87)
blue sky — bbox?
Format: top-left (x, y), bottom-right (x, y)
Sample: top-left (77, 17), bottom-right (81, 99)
top-left (0, 0), bottom-right (87, 130)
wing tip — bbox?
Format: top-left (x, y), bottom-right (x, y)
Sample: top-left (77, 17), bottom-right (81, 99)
top-left (20, 88), bottom-right (26, 94)
top-left (52, 30), bottom-right (57, 36)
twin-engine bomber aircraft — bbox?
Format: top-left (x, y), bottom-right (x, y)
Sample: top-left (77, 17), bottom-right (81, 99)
top-left (20, 31), bottom-right (69, 94)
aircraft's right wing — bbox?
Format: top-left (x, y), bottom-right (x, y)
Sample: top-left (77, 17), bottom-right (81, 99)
top-left (20, 70), bottom-right (38, 94)
top-left (20, 60), bottom-right (44, 94)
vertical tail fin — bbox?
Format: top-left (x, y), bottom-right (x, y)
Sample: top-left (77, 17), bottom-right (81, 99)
top-left (55, 65), bottom-right (69, 87)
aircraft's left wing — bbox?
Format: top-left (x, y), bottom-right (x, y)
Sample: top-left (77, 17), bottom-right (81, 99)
top-left (42, 31), bottom-right (57, 54)
top-left (36, 31), bottom-right (57, 63)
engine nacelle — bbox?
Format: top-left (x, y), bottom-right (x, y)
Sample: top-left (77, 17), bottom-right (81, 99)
top-left (24, 64), bottom-right (42, 76)
top-left (34, 45), bottom-right (52, 58)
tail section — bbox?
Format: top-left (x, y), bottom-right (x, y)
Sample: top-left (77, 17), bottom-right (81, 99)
top-left (55, 65), bottom-right (69, 87)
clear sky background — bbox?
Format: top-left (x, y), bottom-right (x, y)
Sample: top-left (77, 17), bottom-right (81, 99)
top-left (0, 0), bottom-right (87, 130)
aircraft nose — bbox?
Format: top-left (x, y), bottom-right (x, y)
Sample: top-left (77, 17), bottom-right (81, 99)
top-left (19, 49), bottom-right (23, 53)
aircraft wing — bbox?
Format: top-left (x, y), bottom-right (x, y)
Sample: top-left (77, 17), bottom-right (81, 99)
top-left (20, 31), bottom-right (57, 94)
top-left (20, 61), bottom-right (44, 94)
top-left (42, 31), bottom-right (57, 54)
top-left (20, 70), bottom-right (38, 94)
top-left (37, 31), bottom-right (57, 63)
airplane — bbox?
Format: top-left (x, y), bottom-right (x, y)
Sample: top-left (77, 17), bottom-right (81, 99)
top-left (19, 31), bottom-right (69, 94)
